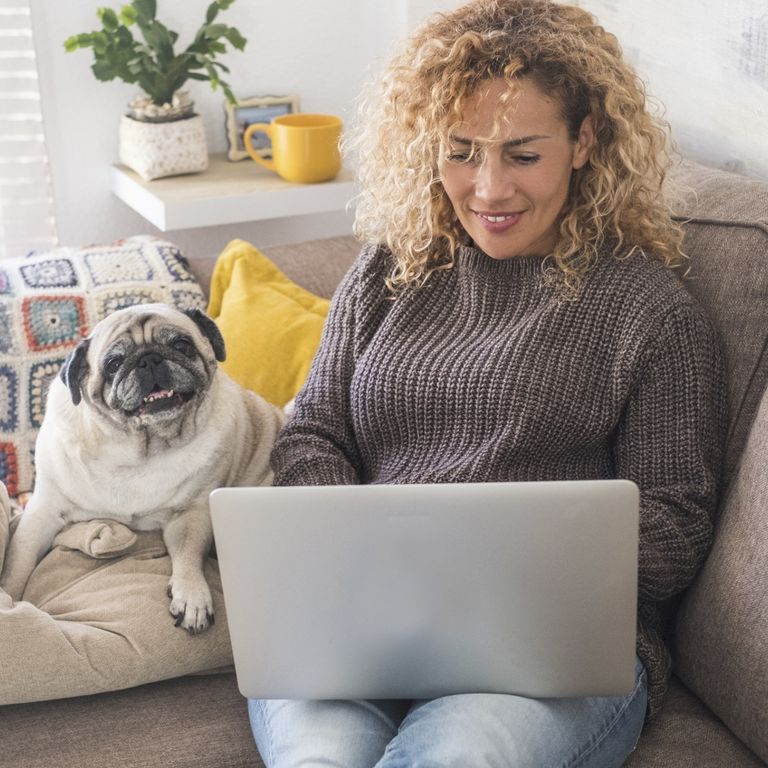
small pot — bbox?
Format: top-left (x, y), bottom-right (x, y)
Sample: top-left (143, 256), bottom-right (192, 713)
top-left (119, 97), bottom-right (208, 181)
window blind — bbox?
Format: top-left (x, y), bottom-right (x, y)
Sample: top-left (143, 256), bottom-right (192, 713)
top-left (0, 0), bottom-right (57, 260)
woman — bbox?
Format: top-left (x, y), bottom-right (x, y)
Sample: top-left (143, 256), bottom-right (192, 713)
top-left (250, 1), bottom-right (727, 765)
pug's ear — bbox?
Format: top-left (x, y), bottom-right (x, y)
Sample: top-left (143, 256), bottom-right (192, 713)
top-left (59, 338), bottom-right (91, 406)
top-left (183, 308), bottom-right (226, 362)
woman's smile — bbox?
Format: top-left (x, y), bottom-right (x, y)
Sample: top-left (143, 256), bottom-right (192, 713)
top-left (472, 210), bottom-right (525, 233)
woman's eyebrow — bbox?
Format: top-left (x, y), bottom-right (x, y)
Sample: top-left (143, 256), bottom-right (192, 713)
top-left (450, 134), bottom-right (551, 147)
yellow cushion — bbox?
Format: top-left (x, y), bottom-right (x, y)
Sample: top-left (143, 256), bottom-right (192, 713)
top-left (207, 240), bottom-right (329, 407)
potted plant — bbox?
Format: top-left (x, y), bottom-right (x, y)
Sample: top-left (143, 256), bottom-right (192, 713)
top-left (65, 0), bottom-right (247, 180)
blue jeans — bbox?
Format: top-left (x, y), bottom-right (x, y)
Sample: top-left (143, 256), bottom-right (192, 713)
top-left (248, 658), bottom-right (647, 768)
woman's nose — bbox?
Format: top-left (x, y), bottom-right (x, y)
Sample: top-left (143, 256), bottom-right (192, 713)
top-left (474, 156), bottom-right (515, 202)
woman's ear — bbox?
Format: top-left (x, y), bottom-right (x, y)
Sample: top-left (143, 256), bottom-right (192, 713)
top-left (572, 114), bottom-right (595, 170)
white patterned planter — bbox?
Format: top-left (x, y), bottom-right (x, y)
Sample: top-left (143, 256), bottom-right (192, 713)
top-left (119, 114), bottom-right (208, 181)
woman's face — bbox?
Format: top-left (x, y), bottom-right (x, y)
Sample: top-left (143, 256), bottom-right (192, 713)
top-left (439, 78), bottom-right (594, 261)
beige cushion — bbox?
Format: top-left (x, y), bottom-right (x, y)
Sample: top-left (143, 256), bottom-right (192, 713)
top-left (670, 160), bottom-right (768, 486)
top-left (0, 493), bottom-right (233, 705)
top-left (626, 678), bottom-right (766, 767)
top-left (674, 383), bottom-right (768, 762)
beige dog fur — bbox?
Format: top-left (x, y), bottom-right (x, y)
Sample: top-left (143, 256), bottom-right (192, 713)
top-left (0, 304), bottom-right (285, 633)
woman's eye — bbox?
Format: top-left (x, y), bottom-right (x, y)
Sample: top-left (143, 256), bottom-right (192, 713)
top-left (446, 149), bottom-right (480, 164)
top-left (171, 338), bottom-right (195, 356)
top-left (511, 153), bottom-right (541, 166)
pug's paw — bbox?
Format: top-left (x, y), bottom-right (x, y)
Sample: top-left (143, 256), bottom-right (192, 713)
top-left (167, 576), bottom-right (215, 634)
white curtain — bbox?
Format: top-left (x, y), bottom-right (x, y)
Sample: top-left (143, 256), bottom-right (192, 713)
top-left (0, 0), bottom-right (57, 260)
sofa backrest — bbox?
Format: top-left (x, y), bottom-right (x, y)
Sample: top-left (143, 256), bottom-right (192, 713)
top-left (669, 160), bottom-right (768, 487)
top-left (261, 236), bottom-right (360, 301)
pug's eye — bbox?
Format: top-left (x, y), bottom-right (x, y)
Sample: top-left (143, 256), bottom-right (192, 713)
top-left (171, 337), bottom-right (195, 357)
top-left (103, 356), bottom-right (123, 378)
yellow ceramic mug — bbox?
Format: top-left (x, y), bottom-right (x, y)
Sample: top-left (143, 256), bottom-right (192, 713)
top-left (244, 114), bottom-right (342, 184)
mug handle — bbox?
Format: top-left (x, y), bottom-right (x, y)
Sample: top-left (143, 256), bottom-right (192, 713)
top-left (243, 123), bottom-right (275, 171)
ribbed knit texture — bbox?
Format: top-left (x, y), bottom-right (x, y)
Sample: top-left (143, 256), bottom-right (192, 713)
top-left (272, 243), bottom-right (728, 720)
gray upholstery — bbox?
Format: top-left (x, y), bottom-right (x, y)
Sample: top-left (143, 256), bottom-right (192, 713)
top-left (669, 161), bottom-right (768, 485)
top-left (675, 386), bottom-right (768, 762)
top-left (625, 678), bottom-right (766, 768)
top-left (0, 673), bottom-right (263, 768)
top-left (1, 159), bottom-right (767, 767)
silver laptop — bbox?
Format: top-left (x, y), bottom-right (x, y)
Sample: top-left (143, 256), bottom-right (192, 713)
top-left (209, 480), bottom-right (638, 700)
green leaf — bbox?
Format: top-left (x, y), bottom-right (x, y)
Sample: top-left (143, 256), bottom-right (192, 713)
top-left (224, 27), bottom-right (246, 50)
top-left (205, 2), bottom-right (219, 24)
top-left (140, 19), bottom-right (175, 64)
top-left (119, 5), bottom-right (137, 25)
top-left (92, 60), bottom-right (118, 81)
top-left (63, 33), bottom-right (91, 52)
top-left (222, 83), bottom-right (237, 105)
top-left (217, 0), bottom-right (237, 10)
top-left (116, 25), bottom-right (134, 46)
top-left (92, 31), bottom-right (109, 54)
top-left (202, 23), bottom-right (227, 39)
top-left (98, 7), bottom-right (119, 31)
top-left (132, 0), bottom-right (156, 21)
top-left (204, 61), bottom-right (220, 88)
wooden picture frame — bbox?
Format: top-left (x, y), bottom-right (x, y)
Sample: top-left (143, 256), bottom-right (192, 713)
top-left (225, 95), bottom-right (300, 161)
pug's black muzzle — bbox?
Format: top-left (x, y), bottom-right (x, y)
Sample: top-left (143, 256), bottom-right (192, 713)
top-left (125, 351), bottom-right (196, 416)
top-left (137, 351), bottom-right (173, 392)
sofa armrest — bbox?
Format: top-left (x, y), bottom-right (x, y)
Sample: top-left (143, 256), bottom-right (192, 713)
top-left (674, 382), bottom-right (768, 763)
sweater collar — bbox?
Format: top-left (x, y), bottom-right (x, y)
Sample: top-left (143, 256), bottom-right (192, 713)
top-left (456, 245), bottom-right (549, 277)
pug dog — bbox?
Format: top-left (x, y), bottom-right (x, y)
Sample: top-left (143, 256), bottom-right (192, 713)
top-left (0, 303), bottom-right (286, 633)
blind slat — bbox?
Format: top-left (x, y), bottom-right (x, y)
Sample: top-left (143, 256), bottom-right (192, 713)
top-left (0, 0), bottom-right (57, 260)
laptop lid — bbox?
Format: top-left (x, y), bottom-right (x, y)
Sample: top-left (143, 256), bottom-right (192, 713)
top-left (210, 480), bottom-right (638, 700)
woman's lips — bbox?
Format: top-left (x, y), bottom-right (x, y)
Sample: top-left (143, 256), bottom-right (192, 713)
top-left (472, 210), bottom-right (523, 233)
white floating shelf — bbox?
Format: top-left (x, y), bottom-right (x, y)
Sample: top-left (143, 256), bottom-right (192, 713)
top-left (111, 153), bottom-right (357, 231)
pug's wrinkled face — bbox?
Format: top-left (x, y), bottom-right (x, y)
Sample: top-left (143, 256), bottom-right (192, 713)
top-left (102, 325), bottom-right (208, 420)
top-left (60, 304), bottom-right (226, 431)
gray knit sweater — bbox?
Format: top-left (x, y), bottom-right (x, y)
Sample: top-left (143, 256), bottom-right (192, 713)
top-left (271, 243), bottom-right (727, 719)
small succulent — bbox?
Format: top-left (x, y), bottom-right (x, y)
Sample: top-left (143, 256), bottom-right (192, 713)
top-left (64, 0), bottom-right (247, 109)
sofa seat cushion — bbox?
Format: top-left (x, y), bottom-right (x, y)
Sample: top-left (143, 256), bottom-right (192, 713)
top-left (626, 677), bottom-right (765, 768)
top-left (0, 672), bottom-right (263, 768)
top-left (0, 236), bottom-right (206, 496)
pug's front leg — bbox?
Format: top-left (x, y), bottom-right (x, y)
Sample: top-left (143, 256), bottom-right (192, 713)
top-left (0, 501), bottom-right (63, 600)
top-left (162, 506), bottom-right (215, 634)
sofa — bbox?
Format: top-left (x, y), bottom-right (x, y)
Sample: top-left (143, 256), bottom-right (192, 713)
top-left (0, 159), bottom-right (766, 767)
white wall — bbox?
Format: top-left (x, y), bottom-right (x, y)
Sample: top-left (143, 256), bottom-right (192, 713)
top-left (575, 0), bottom-right (768, 179)
top-left (28, 0), bottom-right (768, 265)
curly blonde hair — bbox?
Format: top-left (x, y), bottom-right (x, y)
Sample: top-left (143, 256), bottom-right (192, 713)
top-left (344, 0), bottom-right (686, 296)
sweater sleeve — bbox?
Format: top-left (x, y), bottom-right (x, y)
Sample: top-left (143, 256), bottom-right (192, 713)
top-left (612, 302), bottom-right (727, 602)
top-left (270, 244), bottom-right (389, 486)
